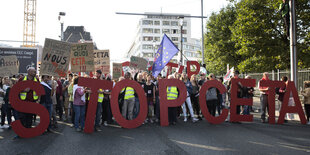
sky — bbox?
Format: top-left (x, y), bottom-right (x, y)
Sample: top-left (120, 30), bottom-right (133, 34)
top-left (0, 0), bottom-right (228, 61)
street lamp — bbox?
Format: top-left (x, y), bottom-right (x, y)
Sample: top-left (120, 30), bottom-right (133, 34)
top-left (152, 39), bottom-right (156, 59)
top-left (58, 12), bottom-right (66, 41)
top-left (178, 16), bottom-right (184, 66)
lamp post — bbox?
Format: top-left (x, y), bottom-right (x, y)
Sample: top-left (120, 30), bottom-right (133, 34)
top-left (152, 39), bottom-right (156, 59)
top-left (58, 12), bottom-right (66, 41)
top-left (179, 17), bottom-right (184, 66)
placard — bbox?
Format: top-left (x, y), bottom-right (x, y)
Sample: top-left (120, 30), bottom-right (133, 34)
top-left (112, 63), bottom-right (122, 80)
top-left (130, 56), bottom-right (148, 70)
top-left (71, 43), bottom-right (94, 72)
top-left (41, 38), bottom-right (71, 77)
top-left (0, 55), bottom-right (19, 76)
top-left (94, 50), bottom-right (110, 74)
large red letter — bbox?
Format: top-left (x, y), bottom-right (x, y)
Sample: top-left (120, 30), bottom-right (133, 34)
top-left (78, 77), bottom-right (113, 133)
top-left (159, 79), bottom-right (187, 126)
top-left (199, 80), bottom-right (229, 124)
top-left (230, 79), bottom-right (256, 122)
top-left (166, 62), bottom-right (179, 77)
top-left (9, 81), bottom-right (49, 138)
top-left (278, 81), bottom-right (307, 124)
top-left (259, 80), bottom-right (285, 124)
top-left (110, 79), bottom-right (147, 128)
top-left (186, 61), bottom-right (200, 79)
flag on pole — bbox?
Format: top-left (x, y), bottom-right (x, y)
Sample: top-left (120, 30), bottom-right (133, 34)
top-left (224, 67), bottom-right (234, 82)
top-left (152, 34), bottom-right (179, 77)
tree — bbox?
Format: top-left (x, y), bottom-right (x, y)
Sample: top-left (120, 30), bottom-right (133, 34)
top-left (204, 0), bottom-right (310, 74)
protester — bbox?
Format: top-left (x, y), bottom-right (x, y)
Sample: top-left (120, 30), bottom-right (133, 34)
top-left (206, 73), bottom-right (219, 117)
top-left (242, 75), bottom-right (254, 115)
top-left (94, 70), bottom-right (104, 131)
top-left (0, 77), bottom-right (5, 131)
top-left (62, 73), bottom-right (73, 122)
top-left (180, 73), bottom-right (198, 122)
top-left (73, 78), bottom-right (90, 132)
top-left (227, 71), bottom-right (243, 123)
top-left (3, 78), bottom-right (18, 130)
top-left (102, 74), bottom-right (113, 126)
top-left (258, 72), bottom-right (270, 123)
top-left (55, 77), bottom-right (63, 121)
top-left (190, 74), bottom-right (202, 120)
top-left (121, 72), bottom-right (135, 120)
top-left (300, 81), bottom-right (310, 124)
top-left (68, 75), bottom-right (75, 126)
top-left (0, 76), bottom-right (10, 128)
top-left (144, 74), bottom-right (156, 123)
top-left (40, 75), bottom-right (53, 133)
top-left (167, 75), bottom-right (178, 125)
top-left (278, 76), bottom-right (289, 122)
top-left (134, 73), bottom-right (145, 119)
top-left (154, 73), bottom-right (162, 123)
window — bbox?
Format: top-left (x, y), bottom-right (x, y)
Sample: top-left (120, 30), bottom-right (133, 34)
top-left (143, 36), bottom-right (153, 41)
top-left (182, 37), bottom-right (187, 42)
top-left (154, 29), bottom-right (160, 34)
top-left (154, 21), bottom-right (160, 25)
top-left (142, 20), bottom-right (153, 25)
top-left (162, 29), bottom-right (170, 34)
top-left (154, 37), bottom-right (160, 41)
top-left (171, 37), bottom-right (178, 41)
top-left (172, 29), bottom-right (179, 34)
top-left (171, 21), bottom-right (178, 26)
top-left (142, 28), bottom-right (153, 33)
top-left (163, 21), bottom-right (170, 26)
top-left (142, 44), bottom-right (153, 50)
top-left (182, 30), bottom-right (187, 34)
top-left (183, 22), bottom-right (187, 27)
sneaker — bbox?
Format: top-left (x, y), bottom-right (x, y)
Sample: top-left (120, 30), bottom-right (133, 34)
top-left (94, 127), bottom-right (102, 132)
top-left (150, 119), bottom-right (154, 123)
top-left (76, 128), bottom-right (81, 132)
top-left (307, 121), bottom-right (310, 125)
top-left (2, 124), bottom-right (9, 128)
top-left (155, 119), bottom-right (159, 123)
top-left (184, 117), bottom-right (187, 122)
top-left (144, 119), bottom-right (148, 124)
top-left (12, 135), bottom-right (20, 140)
top-left (103, 121), bottom-right (108, 127)
top-left (192, 118), bottom-right (199, 122)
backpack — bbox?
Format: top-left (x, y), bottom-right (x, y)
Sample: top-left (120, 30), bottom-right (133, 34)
top-left (206, 87), bottom-right (218, 101)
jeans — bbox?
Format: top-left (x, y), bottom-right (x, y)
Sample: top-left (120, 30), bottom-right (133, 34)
top-left (74, 104), bottom-right (86, 129)
top-left (42, 103), bottom-right (53, 129)
top-left (56, 94), bottom-right (63, 119)
top-left (207, 100), bottom-right (218, 116)
top-left (122, 98), bottom-right (135, 120)
top-left (182, 97), bottom-right (195, 118)
top-left (95, 102), bottom-right (102, 127)
top-left (133, 97), bottom-right (140, 119)
top-left (260, 94), bottom-right (268, 120)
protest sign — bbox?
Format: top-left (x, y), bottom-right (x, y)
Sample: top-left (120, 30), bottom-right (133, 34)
top-left (0, 55), bottom-right (19, 76)
top-left (130, 56), bottom-right (148, 71)
top-left (71, 43), bottom-right (94, 72)
top-left (94, 50), bottom-right (110, 74)
top-left (41, 38), bottom-right (71, 77)
top-left (112, 63), bottom-right (122, 80)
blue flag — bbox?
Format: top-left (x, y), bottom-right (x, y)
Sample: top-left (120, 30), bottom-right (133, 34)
top-left (152, 34), bottom-right (179, 77)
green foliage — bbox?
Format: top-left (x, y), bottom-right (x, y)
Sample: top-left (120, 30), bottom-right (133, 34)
top-left (204, 0), bottom-right (310, 75)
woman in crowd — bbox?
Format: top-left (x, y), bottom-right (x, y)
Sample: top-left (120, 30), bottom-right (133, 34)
top-left (278, 76), bottom-right (288, 122)
top-left (190, 74), bottom-right (202, 120)
top-left (144, 74), bottom-right (156, 123)
top-left (180, 73), bottom-right (198, 122)
top-left (301, 81), bottom-right (310, 125)
top-left (73, 77), bottom-right (91, 132)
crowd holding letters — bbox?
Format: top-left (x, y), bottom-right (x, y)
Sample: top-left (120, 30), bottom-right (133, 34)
top-left (0, 38), bottom-right (309, 139)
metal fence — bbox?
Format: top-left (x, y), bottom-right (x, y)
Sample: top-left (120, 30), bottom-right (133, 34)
top-left (240, 69), bottom-right (310, 92)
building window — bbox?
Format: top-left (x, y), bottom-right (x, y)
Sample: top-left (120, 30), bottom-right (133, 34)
top-left (172, 29), bottom-right (179, 34)
top-left (142, 20), bottom-right (153, 25)
top-left (163, 21), bottom-right (170, 26)
top-left (183, 22), bottom-right (187, 27)
top-left (154, 21), bottom-right (160, 25)
top-left (142, 44), bottom-right (153, 50)
top-left (182, 30), bottom-right (187, 34)
top-left (142, 28), bottom-right (153, 33)
top-left (182, 37), bottom-right (187, 42)
top-left (171, 37), bottom-right (178, 41)
top-left (163, 29), bottom-right (170, 34)
top-left (171, 21), bottom-right (178, 26)
top-left (143, 36), bottom-right (153, 41)
top-left (154, 37), bottom-right (160, 41)
top-left (154, 29), bottom-right (160, 34)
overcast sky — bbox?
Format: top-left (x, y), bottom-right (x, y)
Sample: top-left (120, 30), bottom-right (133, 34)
top-left (0, 0), bottom-right (228, 61)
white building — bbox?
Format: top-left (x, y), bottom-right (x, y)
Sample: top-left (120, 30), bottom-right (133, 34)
top-left (127, 12), bottom-right (202, 66)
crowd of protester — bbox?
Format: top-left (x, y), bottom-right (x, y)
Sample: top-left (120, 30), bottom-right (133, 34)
top-left (0, 67), bottom-right (309, 139)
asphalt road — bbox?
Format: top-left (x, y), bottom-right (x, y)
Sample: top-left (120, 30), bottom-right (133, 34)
top-left (0, 112), bottom-right (309, 155)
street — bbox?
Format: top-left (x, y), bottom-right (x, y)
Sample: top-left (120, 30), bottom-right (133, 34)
top-left (0, 112), bottom-right (309, 155)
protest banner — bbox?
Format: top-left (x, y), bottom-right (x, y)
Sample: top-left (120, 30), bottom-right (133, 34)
top-left (0, 47), bottom-right (37, 74)
top-left (41, 38), bottom-right (71, 77)
top-left (112, 63), bottom-right (122, 80)
top-left (71, 43), bottom-right (94, 73)
top-left (130, 56), bottom-right (148, 71)
top-left (0, 55), bottom-right (19, 76)
top-left (94, 50), bottom-right (110, 75)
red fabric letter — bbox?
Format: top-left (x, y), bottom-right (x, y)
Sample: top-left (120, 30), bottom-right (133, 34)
top-left (186, 61), bottom-right (200, 79)
top-left (278, 81), bottom-right (307, 124)
top-left (159, 79), bottom-right (187, 126)
top-left (110, 79), bottom-right (147, 128)
top-left (230, 79), bottom-right (256, 122)
top-left (166, 63), bottom-right (179, 77)
top-left (199, 80), bottom-right (229, 124)
top-left (9, 81), bottom-right (49, 138)
top-left (259, 80), bottom-right (285, 124)
top-left (78, 77), bottom-right (113, 133)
